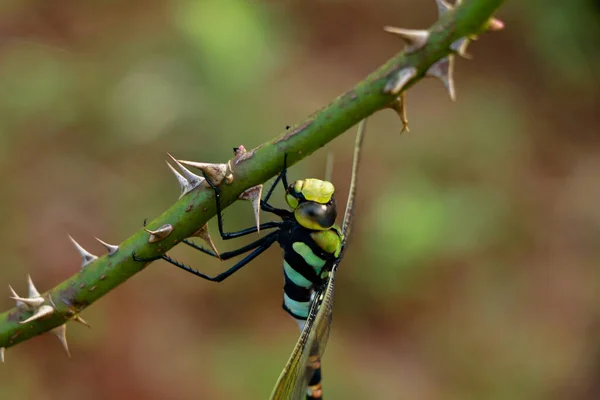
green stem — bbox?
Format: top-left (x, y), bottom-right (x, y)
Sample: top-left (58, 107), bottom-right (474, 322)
top-left (0, 0), bottom-right (505, 351)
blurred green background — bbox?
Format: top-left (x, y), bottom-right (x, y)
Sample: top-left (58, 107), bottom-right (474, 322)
top-left (1, 0), bottom-right (599, 399)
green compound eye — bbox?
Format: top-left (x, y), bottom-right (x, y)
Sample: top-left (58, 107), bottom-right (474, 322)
top-left (285, 193), bottom-right (299, 209)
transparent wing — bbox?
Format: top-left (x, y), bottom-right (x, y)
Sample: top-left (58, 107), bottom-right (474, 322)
top-left (269, 267), bottom-right (338, 400)
top-left (269, 119), bottom-right (367, 400)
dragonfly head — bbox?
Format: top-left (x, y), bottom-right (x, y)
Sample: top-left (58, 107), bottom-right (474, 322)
top-left (285, 178), bottom-right (337, 231)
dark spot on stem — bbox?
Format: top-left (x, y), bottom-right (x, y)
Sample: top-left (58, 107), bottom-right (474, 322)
top-left (274, 121), bottom-right (314, 144)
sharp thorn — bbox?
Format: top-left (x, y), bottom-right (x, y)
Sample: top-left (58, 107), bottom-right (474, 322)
top-left (383, 26), bottom-right (429, 53)
top-left (51, 324), bottom-right (71, 358)
top-left (435, 0), bottom-right (453, 17)
top-left (94, 237), bottom-right (119, 256)
top-left (68, 236), bottom-right (98, 268)
top-left (9, 295), bottom-right (44, 308)
top-left (20, 304), bottom-right (54, 324)
top-left (426, 56), bottom-right (456, 101)
top-left (0, 347), bottom-right (4, 363)
top-left (239, 185), bottom-right (263, 233)
top-left (388, 93), bottom-right (410, 133)
top-left (192, 224), bottom-right (221, 260)
top-left (27, 275), bottom-right (41, 299)
top-left (166, 153), bottom-right (204, 190)
top-left (9, 285), bottom-right (25, 308)
top-left (177, 159), bottom-right (232, 186)
top-left (166, 161), bottom-right (192, 198)
top-left (451, 37), bottom-right (471, 59)
top-left (72, 314), bottom-right (91, 328)
top-left (144, 224), bottom-right (174, 243)
top-left (383, 66), bottom-right (418, 95)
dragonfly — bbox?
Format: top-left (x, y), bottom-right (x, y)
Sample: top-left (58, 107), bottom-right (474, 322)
top-left (136, 119), bottom-right (366, 399)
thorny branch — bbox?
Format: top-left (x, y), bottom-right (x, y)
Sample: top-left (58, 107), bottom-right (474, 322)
top-left (0, 0), bottom-right (505, 362)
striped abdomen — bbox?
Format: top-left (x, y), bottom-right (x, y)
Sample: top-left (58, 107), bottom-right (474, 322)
top-left (280, 225), bottom-right (343, 321)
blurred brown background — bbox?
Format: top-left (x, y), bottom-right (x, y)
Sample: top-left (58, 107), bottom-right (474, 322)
top-left (1, 0), bottom-right (599, 399)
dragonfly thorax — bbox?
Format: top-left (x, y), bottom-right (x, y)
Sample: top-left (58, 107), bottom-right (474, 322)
top-left (285, 179), bottom-right (337, 231)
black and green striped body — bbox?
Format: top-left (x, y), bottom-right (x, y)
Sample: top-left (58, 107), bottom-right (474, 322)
top-left (274, 220), bottom-right (343, 400)
top-left (278, 223), bottom-right (343, 322)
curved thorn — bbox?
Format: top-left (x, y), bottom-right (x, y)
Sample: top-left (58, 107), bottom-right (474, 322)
top-left (9, 285), bottom-right (25, 308)
top-left (20, 305), bottom-right (54, 324)
top-left (68, 236), bottom-right (98, 268)
top-left (451, 37), bottom-right (471, 59)
top-left (426, 56), bottom-right (456, 101)
top-left (166, 161), bottom-right (192, 198)
top-left (72, 315), bottom-right (91, 328)
top-left (383, 26), bottom-right (429, 53)
top-left (10, 295), bottom-right (44, 308)
top-left (94, 237), bottom-right (119, 256)
top-left (388, 93), bottom-right (410, 133)
top-left (239, 185), bottom-right (263, 232)
top-left (144, 224), bottom-right (174, 243)
top-left (383, 66), bottom-right (418, 95)
top-left (192, 224), bottom-right (221, 260)
top-left (0, 347), bottom-right (4, 363)
top-left (51, 324), bottom-right (71, 358)
top-left (435, 0), bottom-right (453, 17)
top-left (166, 153), bottom-right (204, 189)
top-left (177, 159), bottom-right (231, 186)
top-left (27, 275), bottom-right (41, 298)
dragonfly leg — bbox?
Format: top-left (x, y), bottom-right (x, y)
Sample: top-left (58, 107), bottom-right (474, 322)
top-left (183, 230), bottom-right (279, 260)
top-left (262, 154), bottom-right (289, 204)
top-left (133, 232), bottom-right (278, 282)
top-left (203, 173), bottom-right (284, 240)
top-left (261, 154), bottom-right (294, 218)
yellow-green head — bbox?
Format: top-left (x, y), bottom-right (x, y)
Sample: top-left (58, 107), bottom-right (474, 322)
top-left (285, 179), bottom-right (337, 231)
